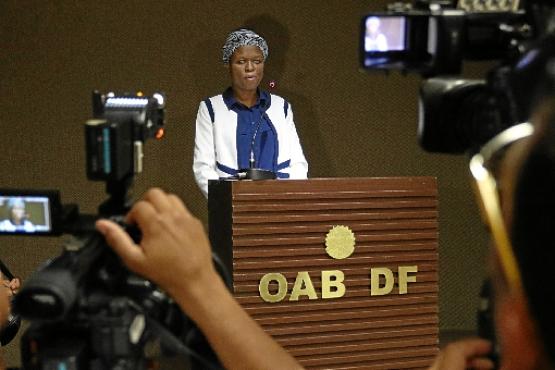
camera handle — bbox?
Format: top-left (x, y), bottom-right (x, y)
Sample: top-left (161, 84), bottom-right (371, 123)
top-left (98, 177), bottom-right (134, 216)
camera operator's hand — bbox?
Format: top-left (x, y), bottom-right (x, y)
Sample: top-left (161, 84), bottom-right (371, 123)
top-left (428, 338), bottom-right (494, 370)
top-left (2, 278), bottom-right (20, 298)
top-left (0, 271), bottom-right (13, 323)
top-left (96, 187), bottom-right (215, 298)
top-left (96, 187), bottom-right (302, 370)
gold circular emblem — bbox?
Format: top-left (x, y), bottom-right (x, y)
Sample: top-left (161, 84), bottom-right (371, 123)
top-left (325, 225), bottom-right (356, 259)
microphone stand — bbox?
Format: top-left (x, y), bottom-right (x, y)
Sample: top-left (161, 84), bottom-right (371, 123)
top-left (239, 107), bottom-right (276, 180)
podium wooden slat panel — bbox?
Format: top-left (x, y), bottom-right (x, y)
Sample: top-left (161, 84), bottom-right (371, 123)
top-left (264, 316), bottom-right (438, 336)
top-left (235, 210), bottom-right (438, 224)
top-left (272, 325), bottom-right (438, 346)
top-left (209, 177), bottom-right (439, 369)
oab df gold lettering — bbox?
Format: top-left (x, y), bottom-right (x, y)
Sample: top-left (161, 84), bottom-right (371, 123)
top-left (370, 265), bottom-right (418, 296)
top-left (259, 270), bottom-right (345, 303)
top-left (259, 266), bottom-right (418, 303)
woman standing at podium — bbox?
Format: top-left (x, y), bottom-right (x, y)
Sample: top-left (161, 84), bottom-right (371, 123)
top-left (193, 28), bottom-right (308, 198)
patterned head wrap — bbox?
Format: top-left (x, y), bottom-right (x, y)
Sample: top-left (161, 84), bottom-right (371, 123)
top-left (222, 28), bottom-right (269, 64)
top-left (7, 197), bottom-right (25, 209)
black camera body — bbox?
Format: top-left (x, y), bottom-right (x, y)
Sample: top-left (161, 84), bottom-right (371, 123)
top-left (361, 0), bottom-right (555, 153)
top-left (0, 91), bottom-right (195, 370)
top-left (360, 0), bottom-right (526, 76)
top-left (86, 91), bottom-right (165, 185)
top-left (16, 228), bottom-right (189, 370)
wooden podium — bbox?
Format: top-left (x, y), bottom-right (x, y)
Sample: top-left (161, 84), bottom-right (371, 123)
top-left (208, 177), bottom-right (439, 369)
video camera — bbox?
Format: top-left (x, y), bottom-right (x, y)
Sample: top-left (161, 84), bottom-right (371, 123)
top-left (360, 0), bottom-right (555, 153)
top-left (0, 91), bottom-right (199, 369)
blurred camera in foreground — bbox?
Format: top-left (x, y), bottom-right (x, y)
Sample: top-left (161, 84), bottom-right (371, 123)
top-left (360, 0), bottom-right (555, 153)
top-left (1, 91), bottom-right (197, 370)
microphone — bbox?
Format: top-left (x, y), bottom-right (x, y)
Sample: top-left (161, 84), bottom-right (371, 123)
top-left (249, 106), bottom-right (266, 169)
top-left (240, 100), bottom-right (276, 180)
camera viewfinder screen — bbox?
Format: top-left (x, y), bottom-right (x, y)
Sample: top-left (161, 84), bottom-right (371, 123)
top-left (364, 15), bottom-right (406, 52)
top-left (0, 195), bottom-right (52, 234)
